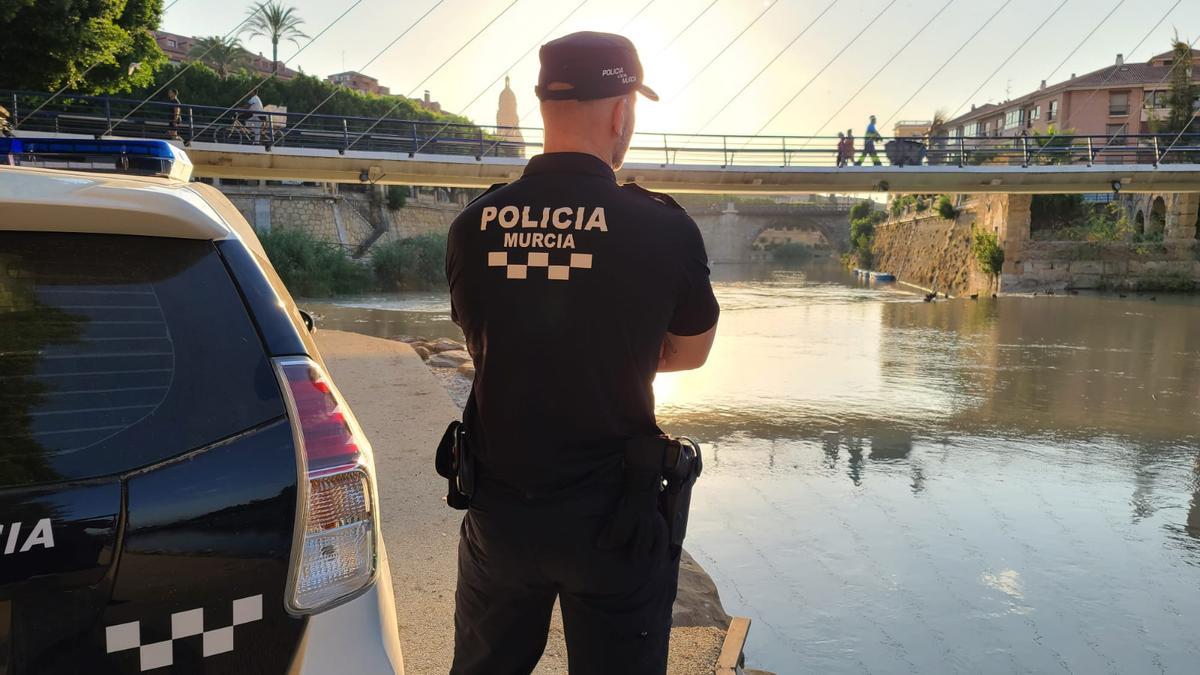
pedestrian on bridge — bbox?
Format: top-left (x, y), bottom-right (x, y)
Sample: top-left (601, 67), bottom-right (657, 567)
top-left (442, 31), bottom-right (718, 675)
top-left (856, 114), bottom-right (882, 166)
top-left (166, 89), bottom-right (182, 140)
top-left (845, 129), bottom-right (856, 166)
top-left (836, 132), bottom-right (849, 167)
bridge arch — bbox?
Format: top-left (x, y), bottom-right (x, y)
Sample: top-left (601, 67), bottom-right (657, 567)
top-left (1148, 197), bottom-right (1167, 238)
top-left (1134, 210), bottom-right (1145, 237)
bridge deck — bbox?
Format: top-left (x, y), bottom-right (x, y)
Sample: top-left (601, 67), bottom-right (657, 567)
top-left (181, 140), bottom-right (1200, 194)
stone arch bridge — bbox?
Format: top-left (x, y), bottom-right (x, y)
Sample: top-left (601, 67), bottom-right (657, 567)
top-left (684, 203), bottom-right (851, 264)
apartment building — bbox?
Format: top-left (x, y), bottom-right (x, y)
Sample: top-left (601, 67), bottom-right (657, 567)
top-left (154, 30), bottom-right (298, 80)
top-left (326, 71), bottom-right (391, 96)
top-left (945, 49), bottom-right (1200, 140)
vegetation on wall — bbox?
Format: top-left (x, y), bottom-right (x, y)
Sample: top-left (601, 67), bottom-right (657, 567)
top-left (936, 195), bottom-right (958, 220)
top-left (0, 0), bottom-right (166, 93)
top-left (258, 229), bottom-right (372, 297)
top-left (971, 230), bottom-right (1005, 278)
top-left (371, 234), bottom-right (447, 291)
top-left (1030, 196), bottom-right (1133, 242)
top-left (846, 200), bottom-right (886, 269)
top-left (256, 228), bottom-right (448, 297)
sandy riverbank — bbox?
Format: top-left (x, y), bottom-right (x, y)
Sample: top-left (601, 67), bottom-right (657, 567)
top-left (316, 329), bottom-right (730, 674)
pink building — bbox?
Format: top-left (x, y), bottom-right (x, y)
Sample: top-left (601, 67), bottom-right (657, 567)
top-left (946, 49), bottom-right (1200, 140)
top-left (154, 30), bottom-right (298, 80)
top-left (326, 71), bottom-right (391, 96)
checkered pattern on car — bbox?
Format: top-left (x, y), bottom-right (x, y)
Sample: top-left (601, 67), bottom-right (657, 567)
top-left (105, 595), bottom-right (263, 671)
top-left (488, 251), bottom-right (593, 280)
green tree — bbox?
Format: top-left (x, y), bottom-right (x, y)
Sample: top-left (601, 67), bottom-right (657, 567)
top-left (188, 36), bottom-right (248, 79)
top-left (0, 0), bottom-right (166, 93)
top-left (243, 1), bottom-right (308, 74)
top-left (1164, 35), bottom-right (1198, 134)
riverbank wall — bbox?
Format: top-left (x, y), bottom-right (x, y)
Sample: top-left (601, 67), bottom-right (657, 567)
top-left (212, 181), bottom-right (462, 255)
top-left (873, 193), bottom-right (1200, 295)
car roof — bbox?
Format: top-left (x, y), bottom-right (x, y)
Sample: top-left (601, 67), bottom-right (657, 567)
top-left (0, 164), bottom-right (259, 249)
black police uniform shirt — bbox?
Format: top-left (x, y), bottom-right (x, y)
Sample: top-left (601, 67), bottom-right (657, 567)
top-left (446, 152), bottom-right (719, 494)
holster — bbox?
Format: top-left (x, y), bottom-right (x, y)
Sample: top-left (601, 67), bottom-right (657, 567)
top-left (659, 436), bottom-right (703, 548)
top-left (435, 397), bottom-right (477, 510)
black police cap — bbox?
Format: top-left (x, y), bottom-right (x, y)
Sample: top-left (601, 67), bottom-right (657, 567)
top-left (536, 31), bottom-right (659, 102)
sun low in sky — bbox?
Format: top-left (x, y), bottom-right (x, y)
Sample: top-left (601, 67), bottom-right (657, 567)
top-left (164, 0), bottom-right (1198, 137)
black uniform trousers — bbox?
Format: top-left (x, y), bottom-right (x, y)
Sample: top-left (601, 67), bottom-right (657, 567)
top-left (451, 480), bottom-right (681, 675)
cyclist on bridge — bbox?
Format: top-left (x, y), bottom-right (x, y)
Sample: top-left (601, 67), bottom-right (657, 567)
top-left (442, 31), bottom-right (719, 675)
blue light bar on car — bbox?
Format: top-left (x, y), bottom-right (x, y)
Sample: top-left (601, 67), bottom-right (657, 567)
top-left (0, 137), bottom-right (193, 181)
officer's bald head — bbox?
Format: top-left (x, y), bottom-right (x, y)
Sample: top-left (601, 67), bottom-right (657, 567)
top-left (540, 93), bottom-right (636, 170)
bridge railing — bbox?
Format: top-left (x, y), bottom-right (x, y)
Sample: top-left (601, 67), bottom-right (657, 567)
top-left (5, 89), bottom-right (1200, 169)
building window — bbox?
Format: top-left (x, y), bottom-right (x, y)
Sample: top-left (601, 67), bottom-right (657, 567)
top-left (1030, 105), bottom-right (1041, 121)
top-left (1048, 100), bottom-right (1058, 121)
top-left (1145, 90), bottom-right (1167, 108)
top-left (1109, 91), bottom-right (1129, 116)
top-left (1105, 123), bottom-right (1127, 142)
top-left (964, 122), bottom-right (979, 137)
top-left (1004, 109), bottom-right (1023, 130)
top-left (166, 39), bottom-right (177, 48)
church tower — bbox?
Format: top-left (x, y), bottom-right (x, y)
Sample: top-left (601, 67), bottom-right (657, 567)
top-left (496, 75), bottom-right (524, 156)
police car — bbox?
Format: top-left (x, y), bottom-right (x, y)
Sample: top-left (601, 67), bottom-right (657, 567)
top-left (0, 138), bottom-right (404, 673)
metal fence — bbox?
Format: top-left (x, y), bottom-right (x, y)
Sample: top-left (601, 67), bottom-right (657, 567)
top-left (5, 89), bottom-right (1199, 168)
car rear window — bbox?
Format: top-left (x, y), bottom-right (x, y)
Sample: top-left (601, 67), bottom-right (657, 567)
top-left (0, 232), bottom-right (285, 486)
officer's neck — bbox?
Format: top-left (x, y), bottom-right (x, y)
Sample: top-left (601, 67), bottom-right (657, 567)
top-left (541, 137), bottom-right (615, 170)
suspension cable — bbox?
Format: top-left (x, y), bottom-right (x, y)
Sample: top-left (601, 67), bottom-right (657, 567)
top-left (692, 0), bottom-right (839, 134)
top-left (343, 0), bottom-right (523, 151)
top-left (16, 0), bottom-right (193, 129)
top-left (100, 10), bottom-right (260, 136)
top-left (1029, 0), bottom-right (1181, 162)
top-left (1135, 31), bottom-right (1200, 162)
top-left (656, 0), bottom-right (721, 56)
top-left (406, 0), bottom-right (590, 159)
top-left (273, 0), bottom-right (448, 146)
top-left (748, 0), bottom-right (901, 138)
top-left (805, 0), bottom-right (956, 141)
top-left (664, 0), bottom-right (779, 104)
top-left (192, 0), bottom-right (366, 142)
top-left (619, 0), bottom-right (657, 31)
top-left (881, 0), bottom-right (1014, 127)
top-left (472, 0), bottom-right (695, 161)
top-left (943, 0), bottom-right (1070, 124)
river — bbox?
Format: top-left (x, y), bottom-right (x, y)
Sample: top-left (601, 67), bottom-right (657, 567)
top-left (303, 261), bottom-right (1200, 674)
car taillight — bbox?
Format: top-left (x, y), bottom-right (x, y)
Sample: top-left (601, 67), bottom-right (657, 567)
top-left (274, 356), bottom-right (378, 613)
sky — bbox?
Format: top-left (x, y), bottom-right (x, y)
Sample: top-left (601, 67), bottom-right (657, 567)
top-left (163, 0), bottom-right (1200, 137)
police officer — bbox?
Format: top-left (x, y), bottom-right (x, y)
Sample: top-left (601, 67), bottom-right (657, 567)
top-left (445, 31), bottom-right (719, 675)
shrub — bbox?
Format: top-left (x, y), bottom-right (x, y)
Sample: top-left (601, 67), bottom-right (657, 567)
top-left (767, 242), bottom-right (818, 264)
top-left (371, 233), bottom-right (448, 290)
top-left (385, 185), bottom-right (408, 211)
top-left (936, 195), bottom-right (958, 220)
top-left (257, 228), bottom-right (372, 297)
top-left (972, 230), bottom-right (1005, 277)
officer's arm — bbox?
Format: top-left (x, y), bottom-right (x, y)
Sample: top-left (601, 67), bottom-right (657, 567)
top-left (658, 325), bottom-right (717, 372)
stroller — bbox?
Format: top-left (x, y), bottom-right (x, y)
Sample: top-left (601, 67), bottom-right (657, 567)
top-left (885, 139), bottom-right (927, 167)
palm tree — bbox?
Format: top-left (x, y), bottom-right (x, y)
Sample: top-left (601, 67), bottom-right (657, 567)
top-left (188, 36), bottom-right (248, 78)
top-left (243, 1), bottom-right (308, 74)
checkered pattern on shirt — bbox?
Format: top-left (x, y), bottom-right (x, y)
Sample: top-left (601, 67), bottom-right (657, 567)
top-left (487, 251), bottom-right (593, 280)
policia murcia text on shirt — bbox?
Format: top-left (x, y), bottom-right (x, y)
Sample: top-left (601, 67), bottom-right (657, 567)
top-left (442, 31), bottom-right (719, 675)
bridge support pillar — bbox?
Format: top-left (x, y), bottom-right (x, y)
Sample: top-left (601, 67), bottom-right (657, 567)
top-left (977, 194), bottom-right (1030, 279)
top-left (1165, 193), bottom-right (1199, 240)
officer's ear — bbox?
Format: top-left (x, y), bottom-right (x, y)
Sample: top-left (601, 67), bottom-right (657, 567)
top-left (611, 95), bottom-right (633, 139)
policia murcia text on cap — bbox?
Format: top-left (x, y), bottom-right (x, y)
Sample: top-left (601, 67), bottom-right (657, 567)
top-left (437, 31), bottom-right (719, 675)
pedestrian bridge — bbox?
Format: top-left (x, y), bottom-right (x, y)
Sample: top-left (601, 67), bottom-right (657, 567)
top-left (7, 89), bottom-right (1200, 194)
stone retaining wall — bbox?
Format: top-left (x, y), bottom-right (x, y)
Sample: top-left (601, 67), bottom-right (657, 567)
top-left (872, 206), bottom-right (995, 296)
